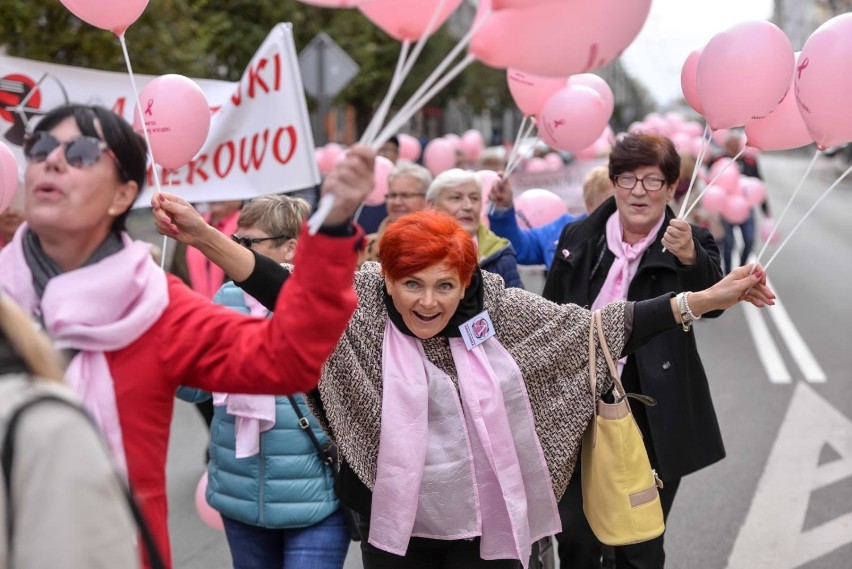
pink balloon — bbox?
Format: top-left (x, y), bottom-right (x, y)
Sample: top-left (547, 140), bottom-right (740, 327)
top-left (709, 158), bottom-right (741, 195)
top-left (701, 186), bottom-right (727, 214)
top-left (740, 177), bottom-right (767, 206)
top-left (195, 472), bottom-right (223, 531)
top-left (477, 170), bottom-right (501, 202)
top-left (722, 194), bottom-right (751, 224)
top-left (59, 0), bottom-right (148, 35)
top-left (697, 20), bottom-right (795, 130)
top-left (470, 0), bottom-right (652, 77)
top-left (514, 188), bottom-right (567, 228)
top-left (682, 121), bottom-right (704, 138)
top-left (423, 138), bottom-right (457, 175)
top-left (745, 52), bottom-right (813, 151)
top-left (134, 75), bottom-right (211, 170)
top-left (568, 74), bottom-right (614, 117)
top-left (538, 85), bottom-right (610, 153)
top-left (680, 50), bottom-right (704, 115)
top-left (359, 0), bottom-right (463, 42)
top-left (687, 137), bottom-right (706, 158)
top-left (507, 68), bottom-right (567, 117)
top-left (0, 142), bottom-right (19, 214)
top-left (398, 133), bottom-right (422, 162)
top-left (443, 133), bottom-right (461, 149)
top-left (670, 132), bottom-right (692, 154)
top-left (795, 13), bottom-right (852, 150)
top-left (711, 128), bottom-right (730, 146)
top-left (461, 130), bottom-right (485, 163)
top-left (525, 157), bottom-right (550, 173)
top-left (366, 156), bottom-right (394, 206)
top-left (543, 152), bottom-right (564, 170)
top-left (759, 217), bottom-right (781, 245)
top-left (492, 0), bottom-right (562, 7)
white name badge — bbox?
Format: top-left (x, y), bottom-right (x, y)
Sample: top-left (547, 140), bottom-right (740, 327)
top-left (459, 310), bottom-right (496, 351)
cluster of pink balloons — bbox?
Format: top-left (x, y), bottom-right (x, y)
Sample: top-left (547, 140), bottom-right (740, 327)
top-left (314, 143), bottom-right (391, 205)
top-left (422, 130), bottom-right (485, 175)
top-left (681, 14), bottom-right (852, 152)
top-left (700, 163), bottom-right (766, 225)
top-left (524, 153), bottom-right (564, 174)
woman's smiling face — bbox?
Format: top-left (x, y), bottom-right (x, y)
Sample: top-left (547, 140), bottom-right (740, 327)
top-left (385, 261), bottom-right (465, 339)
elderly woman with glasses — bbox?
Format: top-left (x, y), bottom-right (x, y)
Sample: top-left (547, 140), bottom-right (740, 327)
top-left (0, 104), bottom-right (371, 568)
top-left (543, 133), bottom-right (725, 569)
top-left (360, 162), bottom-right (432, 267)
top-left (153, 178), bottom-right (772, 568)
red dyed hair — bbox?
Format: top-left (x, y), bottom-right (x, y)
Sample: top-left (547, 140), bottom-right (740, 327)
top-left (379, 210), bottom-right (478, 286)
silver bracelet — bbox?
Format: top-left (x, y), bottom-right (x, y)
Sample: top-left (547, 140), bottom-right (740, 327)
top-left (676, 292), bottom-right (692, 332)
top-left (683, 292), bottom-right (702, 323)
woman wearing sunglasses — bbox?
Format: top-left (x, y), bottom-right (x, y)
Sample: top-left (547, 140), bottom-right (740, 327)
top-left (0, 104), bottom-right (371, 569)
top-left (543, 133), bottom-right (725, 569)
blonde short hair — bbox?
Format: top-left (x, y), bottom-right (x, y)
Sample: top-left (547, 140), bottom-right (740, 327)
top-left (582, 166), bottom-right (614, 213)
top-left (238, 194), bottom-right (311, 244)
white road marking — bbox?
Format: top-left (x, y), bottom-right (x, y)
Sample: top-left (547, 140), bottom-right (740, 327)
top-left (726, 383), bottom-right (852, 568)
top-left (742, 302), bottom-right (792, 384)
top-left (764, 277), bottom-right (827, 383)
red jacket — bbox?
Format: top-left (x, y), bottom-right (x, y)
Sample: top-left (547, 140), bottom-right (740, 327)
top-left (106, 226), bottom-right (361, 568)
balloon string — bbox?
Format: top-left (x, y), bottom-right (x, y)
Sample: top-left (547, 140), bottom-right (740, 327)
top-left (676, 123), bottom-right (711, 219)
top-left (503, 120), bottom-right (537, 179)
top-left (752, 149), bottom-right (821, 266)
top-left (373, 53), bottom-right (476, 151)
top-left (372, 9), bottom-right (491, 150)
top-left (118, 34), bottom-right (162, 196)
top-left (762, 161), bottom-right (852, 272)
top-left (682, 146), bottom-right (747, 220)
top-left (505, 115), bottom-right (529, 176)
top-left (359, 39), bottom-right (411, 147)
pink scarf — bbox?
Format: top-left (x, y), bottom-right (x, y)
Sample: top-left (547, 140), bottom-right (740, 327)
top-left (0, 224), bottom-right (168, 477)
top-left (186, 210), bottom-right (240, 299)
top-left (370, 321), bottom-right (560, 566)
top-left (212, 292), bottom-right (276, 459)
top-left (591, 211), bottom-right (665, 312)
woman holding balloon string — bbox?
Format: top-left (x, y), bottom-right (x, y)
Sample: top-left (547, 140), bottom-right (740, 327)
top-left (542, 133), bottom-right (726, 569)
top-left (0, 103), bottom-right (371, 568)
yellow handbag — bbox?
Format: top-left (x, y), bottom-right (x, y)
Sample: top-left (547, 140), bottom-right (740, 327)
top-left (581, 310), bottom-right (665, 546)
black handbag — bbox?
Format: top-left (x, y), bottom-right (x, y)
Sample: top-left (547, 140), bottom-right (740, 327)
top-left (287, 396), bottom-right (362, 541)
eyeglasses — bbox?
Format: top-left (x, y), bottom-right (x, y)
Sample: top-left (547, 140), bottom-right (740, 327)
top-left (23, 131), bottom-right (127, 179)
top-left (230, 233), bottom-right (290, 249)
top-left (614, 174), bottom-right (667, 192)
top-left (386, 192), bottom-right (426, 201)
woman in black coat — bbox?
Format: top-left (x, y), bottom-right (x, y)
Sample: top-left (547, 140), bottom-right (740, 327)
top-left (543, 133), bottom-right (725, 569)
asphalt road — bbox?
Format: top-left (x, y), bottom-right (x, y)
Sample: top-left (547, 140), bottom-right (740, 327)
top-left (158, 150), bottom-right (852, 569)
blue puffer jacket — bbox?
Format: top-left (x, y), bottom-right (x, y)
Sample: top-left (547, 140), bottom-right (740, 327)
top-left (488, 207), bottom-right (585, 269)
top-left (177, 282), bottom-right (339, 529)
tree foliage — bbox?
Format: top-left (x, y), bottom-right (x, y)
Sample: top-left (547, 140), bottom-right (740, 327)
top-left (0, 0), bottom-right (510, 122)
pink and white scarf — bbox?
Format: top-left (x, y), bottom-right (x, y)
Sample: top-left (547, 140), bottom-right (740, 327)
top-left (0, 224), bottom-right (168, 477)
top-left (370, 321), bottom-right (560, 566)
top-left (212, 292), bottom-right (276, 459)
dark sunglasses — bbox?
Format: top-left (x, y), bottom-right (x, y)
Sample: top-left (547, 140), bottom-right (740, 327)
top-left (23, 131), bottom-right (127, 179)
top-left (230, 233), bottom-right (291, 249)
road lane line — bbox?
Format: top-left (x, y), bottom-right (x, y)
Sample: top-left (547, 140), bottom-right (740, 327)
top-left (742, 303), bottom-right (792, 383)
top-left (764, 276), bottom-right (827, 383)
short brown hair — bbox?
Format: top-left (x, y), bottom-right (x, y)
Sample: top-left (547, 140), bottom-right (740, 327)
top-left (238, 194), bottom-right (311, 245)
top-left (608, 133), bottom-right (680, 185)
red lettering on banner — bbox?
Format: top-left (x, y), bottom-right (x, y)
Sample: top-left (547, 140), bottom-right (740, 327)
top-left (239, 131), bottom-right (269, 173)
top-left (112, 97), bottom-right (126, 117)
top-left (213, 141), bottom-right (236, 178)
top-left (272, 126), bottom-right (297, 165)
top-left (187, 154), bottom-right (210, 184)
top-left (229, 52), bottom-right (284, 106)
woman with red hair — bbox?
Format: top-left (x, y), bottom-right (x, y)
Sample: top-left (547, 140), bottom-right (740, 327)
top-left (155, 202), bottom-right (773, 569)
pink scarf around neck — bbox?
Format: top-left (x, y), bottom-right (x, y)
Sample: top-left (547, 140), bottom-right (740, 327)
top-left (186, 210), bottom-right (240, 299)
top-left (0, 224), bottom-right (168, 477)
top-left (591, 211), bottom-right (665, 312)
top-left (370, 321), bottom-right (560, 566)
top-left (212, 292), bottom-right (276, 458)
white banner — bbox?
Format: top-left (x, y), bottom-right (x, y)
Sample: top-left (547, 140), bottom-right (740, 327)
top-left (0, 23), bottom-right (320, 206)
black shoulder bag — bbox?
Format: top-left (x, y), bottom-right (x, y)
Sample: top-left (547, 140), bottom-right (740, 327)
top-left (2, 394), bottom-right (167, 569)
top-left (286, 396), bottom-right (361, 541)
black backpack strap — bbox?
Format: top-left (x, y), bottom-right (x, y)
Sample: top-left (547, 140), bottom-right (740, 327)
top-left (1, 394), bottom-right (167, 569)
top-left (286, 396), bottom-right (333, 466)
